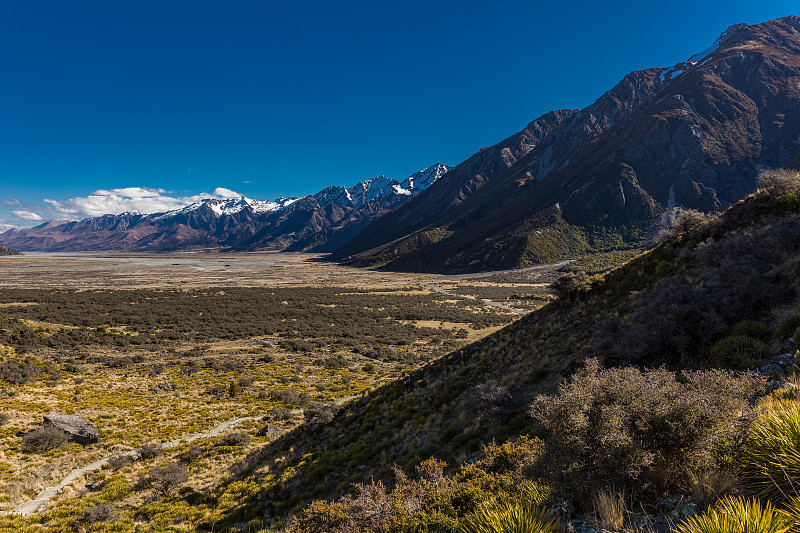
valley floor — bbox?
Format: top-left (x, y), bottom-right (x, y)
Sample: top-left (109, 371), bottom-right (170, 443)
top-left (0, 252), bottom-right (563, 531)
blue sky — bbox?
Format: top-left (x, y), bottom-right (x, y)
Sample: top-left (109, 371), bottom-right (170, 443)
top-left (0, 0), bottom-right (796, 227)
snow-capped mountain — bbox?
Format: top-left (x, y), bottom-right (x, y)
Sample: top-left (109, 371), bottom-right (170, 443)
top-left (158, 196), bottom-right (299, 219)
top-left (398, 163), bottom-right (452, 192)
top-left (312, 166), bottom-right (452, 209)
top-left (0, 164), bottom-right (450, 253)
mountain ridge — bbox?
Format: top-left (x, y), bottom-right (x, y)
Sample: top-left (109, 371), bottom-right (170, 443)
top-left (0, 164), bottom-right (451, 253)
top-left (333, 16), bottom-right (800, 273)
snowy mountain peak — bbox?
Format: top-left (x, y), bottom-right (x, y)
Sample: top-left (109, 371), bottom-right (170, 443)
top-left (347, 175), bottom-right (400, 207)
top-left (399, 163), bottom-right (453, 192)
top-left (659, 22), bottom-right (748, 86)
top-left (153, 195), bottom-right (292, 220)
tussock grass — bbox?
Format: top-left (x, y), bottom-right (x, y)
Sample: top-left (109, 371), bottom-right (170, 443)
top-left (687, 468), bottom-right (738, 510)
top-left (461, 500), bottom-right (562, 533)
top-left (745, 403), bottom-right (800, 501)
top-left (710, 335), bottom-right (771, 370)
top-left (731, 320), bottom-right (773, 343)
top-left (593, 489), bottom-right (625, 530)
top-left (674, 496), bottom-right (791, 533)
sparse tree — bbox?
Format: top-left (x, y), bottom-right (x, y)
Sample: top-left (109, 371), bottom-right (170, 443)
top-left (149, 462), bottom-right (188, 497)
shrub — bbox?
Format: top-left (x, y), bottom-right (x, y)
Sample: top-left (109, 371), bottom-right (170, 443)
top-left (0, 360), bottom-right (39, 384)
top-left (710, 335), bottom-right (770, 370)
top-left (731, 320), bottom-right (773, 343)
top-left (777, 314), bottom-right (800, 340)
top-left (179, 444), bottom-right (204, 464)
top-left (316, 354), bottom-right (348, 368)
top-left (290, 438), bottom-right (547, 533)
top-left (674, 209), bottom-right (715, 237)
top-left (461, 500), bottom-right (562, 533)
top-left (291, 499), bottom-right (350, 533)
top-left (530, 359), bottom-right (764, 506)
top-left (759, 168), bottom-right (800, 196)
top-left (471, 383), bottom-right (513, 418)
top-left (136, 443), bottom-right (163, 461)
top-left (215, 431), bottom-right (251, 447)
top-left (269, 389), bottom-right (308, 406)
top-left (602, 277), bottom-right (727, 365)
top-left (674, 496), bottom-right (791, 533)
top-left (745, 403), bottom-right (800, 501)
top-left (22, 426), bottom-right (69, 452)
top-left (107, 454), bottom-right (133, 470)
top-left (304, 402), bottom-right (338, 426)
top-left (272, 407), bottom-right (293, 421)
top-left (553, 271), bottom-right (593, 302)
top-left (149, 462), bottom-right (188, 497)
top-left (81, 503), bottom-right (120, 523)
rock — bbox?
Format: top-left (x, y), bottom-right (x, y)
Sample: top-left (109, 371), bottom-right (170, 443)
top-left (0, 389), bottom-right (13, 398)
top-left (766, 380), bottom-right (795, 395)
top-left (776, 352), bottom-right (795, 369)
top-left (761, 363), bottom-right (786, 376)
top-left (258, 424), bottom-right (285, 439)
top-left (42, 413), bottom-right (99, 445)
top-left (760, 353), bottom-right (795, 376)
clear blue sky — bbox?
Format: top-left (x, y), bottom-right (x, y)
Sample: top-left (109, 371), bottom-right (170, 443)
top-left (0, 0), bottom-right (796, 226)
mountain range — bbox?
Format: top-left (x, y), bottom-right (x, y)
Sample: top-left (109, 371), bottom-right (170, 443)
top-left (0, 164), bottom-right (451, 253)
top-left (3, 16), bottom-right (800, 273)
top-left (334, 16), bottom-right (800, 272)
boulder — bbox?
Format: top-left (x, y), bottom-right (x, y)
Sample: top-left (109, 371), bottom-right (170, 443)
top-left (42, 412), bottom-right (99, 445)
top-left (257, 424), bottom-right (284, 439)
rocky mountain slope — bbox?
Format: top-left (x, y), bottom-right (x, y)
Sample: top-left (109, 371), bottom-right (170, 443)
top-left (333, 16), bottom-right (800, 273)
top-left (0, 164), bottom-right (450, 253)
top-left (202, 170), bottom-right (800, 528)
top-left (0, 243), bottom-right (21, 256)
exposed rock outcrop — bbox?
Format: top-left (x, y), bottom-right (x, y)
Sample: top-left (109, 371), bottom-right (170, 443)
top-left (42, 413), bottom-right (99, 445)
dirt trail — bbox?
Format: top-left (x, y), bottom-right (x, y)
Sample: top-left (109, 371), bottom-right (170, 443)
top-left (0, 396), bottom-right (357, 517)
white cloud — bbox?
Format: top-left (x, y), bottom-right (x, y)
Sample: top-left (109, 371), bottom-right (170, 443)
top-left (213, 187), bottom-right (241, 198)
top-left (12, 210), bottom-right (44, 221)
top-left (41, 186), bottom-right (246, 219)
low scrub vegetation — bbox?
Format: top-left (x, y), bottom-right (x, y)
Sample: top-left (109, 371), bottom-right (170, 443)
top-left (530, 360), bottom-right (763, 505)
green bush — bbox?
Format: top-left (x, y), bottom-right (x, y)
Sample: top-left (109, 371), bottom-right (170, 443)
top-left (552, 271), bottom-right (594, 302)
top-left (745, 403), bottom-right (800, 501)
top-left (530, 359), bottom-right (764, 505)
top-left (710, 335), bottom-right (771, 370)
top-left (777, 314), bottom-right (800, 340)
top-left (674, 496), bottom-right (791, 533)
top-left (731, 320), bottom-right (773, 343)
top-left (461, 500), bottom-right (562, 533)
